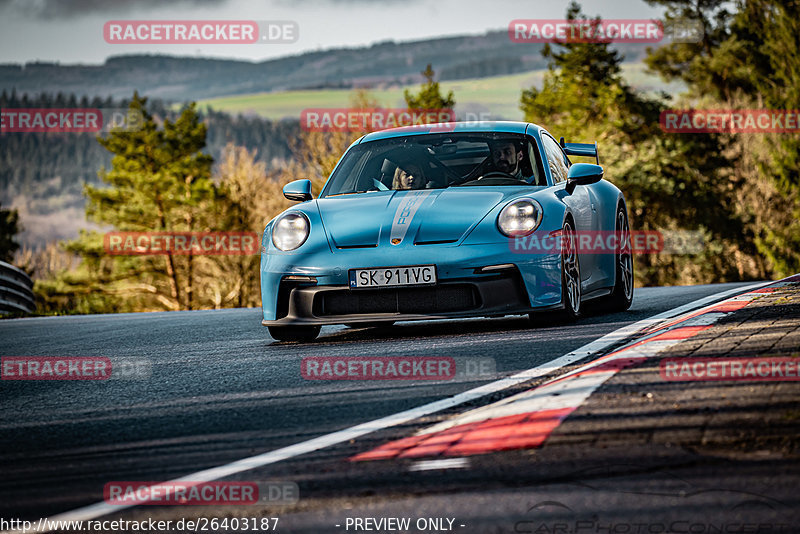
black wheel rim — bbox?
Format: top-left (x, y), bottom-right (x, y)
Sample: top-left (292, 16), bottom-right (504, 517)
top-left (562, 221), bottom-right (580, 313)
top-left (617, 210), bottom-right (633, 301)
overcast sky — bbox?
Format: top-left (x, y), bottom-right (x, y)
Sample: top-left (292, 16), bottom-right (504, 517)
top-left (0, 0), bottom-right (665, 65)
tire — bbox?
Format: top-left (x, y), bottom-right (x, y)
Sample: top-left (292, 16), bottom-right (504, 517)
top-left (596, 206), bottom-right (634, 312)
top-left (268, 325), bottom-right (320, 342)
top-left (560, 218), bottom-right (582, 320)
top-left (527, 218), bottom-right (581, 325)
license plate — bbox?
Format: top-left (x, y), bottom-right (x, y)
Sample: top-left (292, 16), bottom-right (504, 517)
top-left (349, 265), bottom-right (436, 289)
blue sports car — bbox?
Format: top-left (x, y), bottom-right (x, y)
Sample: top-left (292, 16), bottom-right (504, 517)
top-left (260, 121), bottom-right (633, 341)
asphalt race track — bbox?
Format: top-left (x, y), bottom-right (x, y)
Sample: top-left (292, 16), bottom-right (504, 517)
top-left (2, 281), bottom-right (790, 532)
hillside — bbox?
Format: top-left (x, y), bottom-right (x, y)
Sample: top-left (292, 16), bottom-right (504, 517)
top-left (198, 63), bottom-right (685, 121)
top-left (0, 31), bottom-right (655, 102)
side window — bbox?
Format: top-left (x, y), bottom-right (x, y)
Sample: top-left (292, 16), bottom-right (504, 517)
top-left (526, 140), bottom-right (545, 186)
top-left (541, 134), bottom-right (569, 184)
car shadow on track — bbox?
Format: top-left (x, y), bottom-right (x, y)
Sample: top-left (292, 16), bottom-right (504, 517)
top-left (268, 307), bottom-right (631, 346)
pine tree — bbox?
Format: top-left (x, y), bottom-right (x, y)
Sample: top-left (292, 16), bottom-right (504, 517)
top-left (520, 1), bottom-right (755, 285)
top-left (404, 64), bottom-right (455, 111)
top-left (62, 92), bottom-right (215, 311)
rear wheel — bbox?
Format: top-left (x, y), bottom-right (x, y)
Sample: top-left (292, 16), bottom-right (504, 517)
top-left (268, 325), bottom-right (320, 342)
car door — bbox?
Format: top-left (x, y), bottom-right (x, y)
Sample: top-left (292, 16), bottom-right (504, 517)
top-left (539, 131), bottom-right (595, 286)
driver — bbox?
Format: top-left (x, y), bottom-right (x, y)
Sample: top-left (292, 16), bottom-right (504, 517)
top-left (458, 139), bottom-right (527, 183)
top-left (489, 139), bottom-right (525, 180)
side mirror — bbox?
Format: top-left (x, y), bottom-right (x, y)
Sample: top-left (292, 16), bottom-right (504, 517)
top-left (283, 179), bottom-right (313, 202)
top-left (565, 163), bottom-right (603, 194)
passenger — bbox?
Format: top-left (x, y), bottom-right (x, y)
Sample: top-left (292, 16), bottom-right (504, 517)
top-left (392, 163), bottom-right (426, 190)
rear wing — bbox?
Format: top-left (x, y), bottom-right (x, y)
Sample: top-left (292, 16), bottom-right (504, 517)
top-left (560, 137), bottom-right (600, 165)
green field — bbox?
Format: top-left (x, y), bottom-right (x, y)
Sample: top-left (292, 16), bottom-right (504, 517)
top-left (197, 63), bottom-right (684, 121)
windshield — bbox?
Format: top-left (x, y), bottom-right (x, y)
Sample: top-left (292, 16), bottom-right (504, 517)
top-left (320, 132), bottom-right (547, 197)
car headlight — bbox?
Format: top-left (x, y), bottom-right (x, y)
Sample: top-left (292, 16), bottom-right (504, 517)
top-left (497, 198), bottom-right (542, 237)
top-left (271, 212), bottom-right (310, 251)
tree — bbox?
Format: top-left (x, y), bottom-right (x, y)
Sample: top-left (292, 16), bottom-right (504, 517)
top-left (404, 64), bottom-right (455, 111)
top-left (520, 2), bottom-right (661, 140)
top-left (52, 93), bottom-right (216, 312)
top-left (212, 144), bottom-right (290, 308)
top-left (0, 203), bottom-right (21, 263)
top-left (520, 1), bottom-right (758, 286)
top-left (35, 89), bottom-right (389, 315)
top-left (645, 0), bottom-right (800, 276)
top-left (279, 88), bottom-right (382, 194)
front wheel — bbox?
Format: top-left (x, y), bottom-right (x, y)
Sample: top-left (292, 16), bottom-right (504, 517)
top-left (560, 218), bottom-right (582, 320)
top-left (596, 206), bottom-right (634, 312)
top-left (528, 219), bottom-right (581, 325)
top-left (268, 325), bottom-right (320, 342)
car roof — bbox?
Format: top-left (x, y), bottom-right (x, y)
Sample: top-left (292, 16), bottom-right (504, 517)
top-left (359, 120), bottom-right (541, 143)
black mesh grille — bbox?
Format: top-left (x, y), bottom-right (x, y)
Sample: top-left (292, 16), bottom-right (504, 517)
top-left (316, 285), bottom-right (479, 316)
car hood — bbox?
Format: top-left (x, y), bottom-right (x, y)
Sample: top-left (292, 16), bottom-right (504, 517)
top-left (315, 188), bottom-right (525, 248)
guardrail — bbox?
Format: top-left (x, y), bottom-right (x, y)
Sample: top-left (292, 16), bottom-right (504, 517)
top-left (0, 260), bottom-right (35, 314)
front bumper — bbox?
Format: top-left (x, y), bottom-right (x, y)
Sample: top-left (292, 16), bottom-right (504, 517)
top-left (261, 243), bottom-right (564, 326)
top-left (261, 269), bottom-right (563, 326)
